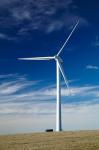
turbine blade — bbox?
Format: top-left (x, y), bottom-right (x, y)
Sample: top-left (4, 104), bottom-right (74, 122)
top-left (57, 20), bottom-right (79, 56)
top-left (57, 60), bottom-right (71, 95)
top-left (18, 56), bottom-right (54, 61)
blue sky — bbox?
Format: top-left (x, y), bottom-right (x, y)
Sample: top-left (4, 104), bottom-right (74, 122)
top-left (0, 0), bottom-right (99, 134)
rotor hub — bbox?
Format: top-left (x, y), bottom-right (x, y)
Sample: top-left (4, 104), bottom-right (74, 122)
top-left (54, 55), bottom-right (63, 62)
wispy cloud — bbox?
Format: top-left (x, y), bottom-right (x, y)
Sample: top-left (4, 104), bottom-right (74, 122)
top-left (0, 74), bottom-right (99, 134)
top-left (0, 33), bottom-right (16, 40)
top-left (86, 65), bottom-right (99, 70)
top-left (0, 74), bottom-right (99, 109)
top-left (0, 74), bottom-right (39, 95)
top-left (0, 0), bottom-right (88, 40)
top-left (0, 33), bottom-right (8, 39)
top-left (11, 9), bottom-right (31, 21)
top-left (0, 74), bottom-right (16, 79)
top-left (0, 82), bottom-right (24, 95)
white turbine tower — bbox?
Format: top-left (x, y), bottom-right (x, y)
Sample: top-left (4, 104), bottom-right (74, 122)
top-left (18, 20), bottom-right (79, 132)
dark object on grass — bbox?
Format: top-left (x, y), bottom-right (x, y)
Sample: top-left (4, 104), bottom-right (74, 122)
top-left (45, 129), bottom-right (53, 132)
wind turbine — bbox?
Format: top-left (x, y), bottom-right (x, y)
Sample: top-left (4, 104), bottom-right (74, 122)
top-left (18, 20), bottom-right (79, 132)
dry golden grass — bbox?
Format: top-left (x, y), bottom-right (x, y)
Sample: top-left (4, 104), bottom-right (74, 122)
top-left (0, 130), bottom-right (99, 150)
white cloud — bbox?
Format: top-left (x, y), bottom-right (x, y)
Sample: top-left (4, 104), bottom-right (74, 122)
top-left (0, 33), bottom-right (9, 40)
top-left (86, 65), bottom-right (99, 70)
top-left (0, 74), bottom-right (17, 79)
top-left (0, 83), bottom-right (23, 95)
top-left (0, 74), bottom-right (39, 95)
top-left (46, 21), bottom-right (64, 33)
top-left (0, 33), bottom-right (16, 40)
top-left (0, 102), bottom-right (55, 114)
top-left (0, 74), bottom-right (99, 105)
top-left (11, 9), bottom-right (31, 21)
top-left (0, 103), bottom-right (99, 134)
top-left (39, 85), bottom-right (99, 98)
top-left (0, 74), bottom-right (99, 106)
top-left (0, 74), bottom-right (99, 113)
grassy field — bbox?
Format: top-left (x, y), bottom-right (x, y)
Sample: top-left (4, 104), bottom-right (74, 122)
top-left (0, 130), bottom-right (99, 150)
